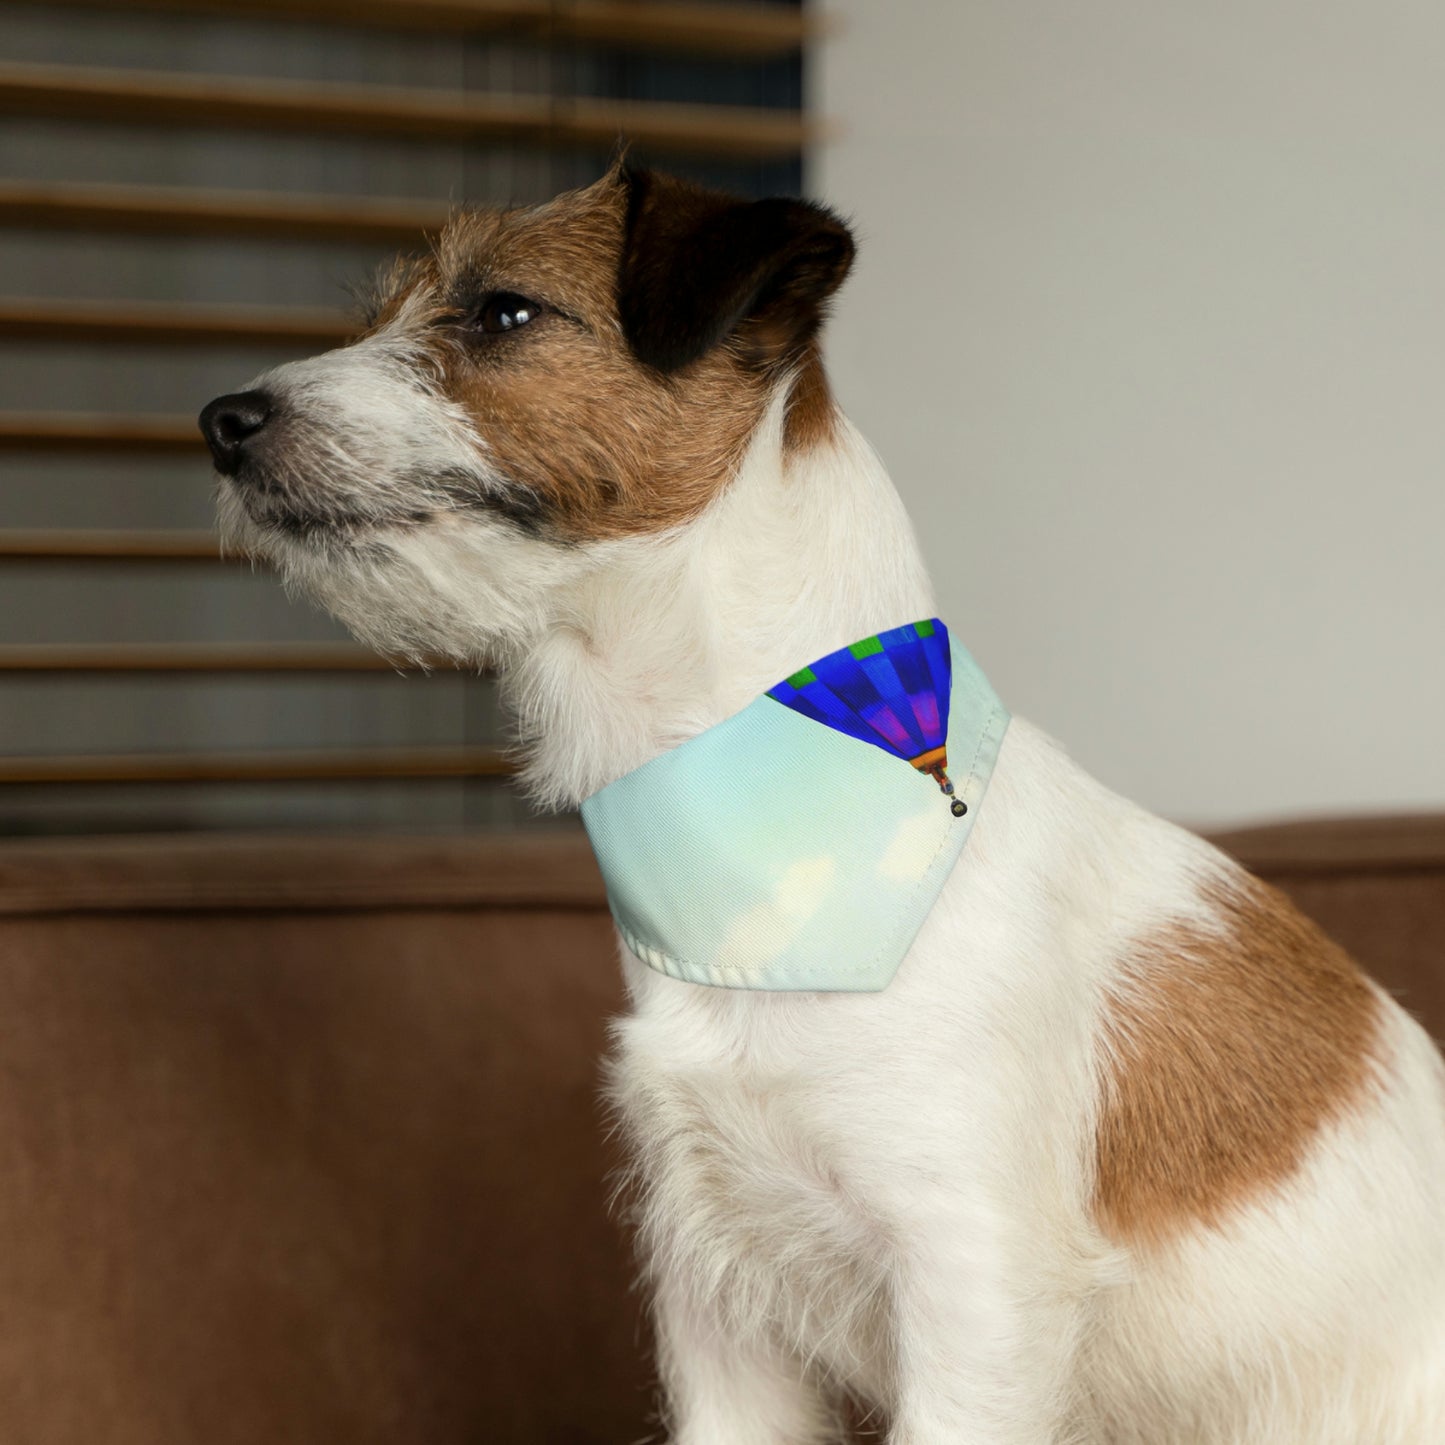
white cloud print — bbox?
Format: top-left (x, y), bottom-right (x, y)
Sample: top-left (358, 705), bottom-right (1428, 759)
top-left (877, 805), bottom-right (948, 883)
top-left (712, 855), bottom-right (838, 978)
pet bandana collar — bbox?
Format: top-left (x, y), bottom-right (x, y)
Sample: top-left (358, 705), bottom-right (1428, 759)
top-left (579, 620), bottom-right (1010, 993)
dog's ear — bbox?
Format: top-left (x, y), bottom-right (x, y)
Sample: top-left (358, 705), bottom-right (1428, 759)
top-left (618, 166), bottom-right (855, 375)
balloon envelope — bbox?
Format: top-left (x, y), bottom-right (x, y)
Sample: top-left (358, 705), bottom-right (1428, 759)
top-left (767, 619), bottom-right (953, 778)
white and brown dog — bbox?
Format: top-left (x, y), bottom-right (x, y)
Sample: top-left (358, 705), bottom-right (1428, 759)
top-left (201, 166), bottom-right (1445, 1443)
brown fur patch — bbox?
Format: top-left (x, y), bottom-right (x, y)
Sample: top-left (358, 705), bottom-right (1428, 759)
top-left (436, 181), bottom-right (767, 539)
top-left (364, 170), bottom-right (845, 541)
top-left (1094, 872), bottom-right (1382, 1247)
top-left (783, 342), bottom-right (839, 453)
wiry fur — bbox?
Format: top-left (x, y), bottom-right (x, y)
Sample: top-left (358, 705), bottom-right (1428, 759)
top-left (206, 171), bottom-right (1445, 1443)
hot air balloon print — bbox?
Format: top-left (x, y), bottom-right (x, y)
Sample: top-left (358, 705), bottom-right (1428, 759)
top-left (767, 619), bottom-right (968, 817)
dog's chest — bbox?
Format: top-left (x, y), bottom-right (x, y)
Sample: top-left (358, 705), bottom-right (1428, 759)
top-left (611, 991), bottom-right (893, 1388)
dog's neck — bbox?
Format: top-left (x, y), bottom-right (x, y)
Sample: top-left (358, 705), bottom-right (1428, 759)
top-left (506, 390), bottom-right (937, 809)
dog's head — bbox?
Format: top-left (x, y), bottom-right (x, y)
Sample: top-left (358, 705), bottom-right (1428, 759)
top-left (200, 166), bottom-right (854, 662)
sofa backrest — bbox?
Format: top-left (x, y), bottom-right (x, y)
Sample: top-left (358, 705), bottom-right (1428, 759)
top-left (0, 832), bottom-right (648, 1445)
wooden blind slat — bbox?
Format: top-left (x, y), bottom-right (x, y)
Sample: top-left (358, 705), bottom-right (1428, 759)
top-left (0, 298), bottom-right (353, 348)
top-left (0, 643), bottom-right (420, 672)
top-left (0, 530), bottom-right (228, 561)
top-left (0, 746), bottom-right (513, 784)
top-left (20, 0), bottom-right (815, 58)
top-left (0, 180), bottom-right (449, 244)
top-left (0, 412), bottom-right (201, 452)
top-left (0, 62), bottom-right (818, 161)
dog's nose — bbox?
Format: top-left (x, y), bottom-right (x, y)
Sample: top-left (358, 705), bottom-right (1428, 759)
top-left (199, 390), bottom-right (273, 475)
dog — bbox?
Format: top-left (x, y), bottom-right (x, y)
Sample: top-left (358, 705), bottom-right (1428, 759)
top-left (200, 164), bottom-right (1445, 1443)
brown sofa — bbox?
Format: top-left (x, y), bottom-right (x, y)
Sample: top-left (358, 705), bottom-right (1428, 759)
top-left (0, 818), bottom-right (1440, 1443)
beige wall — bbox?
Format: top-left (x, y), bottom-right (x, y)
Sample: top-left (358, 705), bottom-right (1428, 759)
top-left (813, 1), bottom-right (1445, 827)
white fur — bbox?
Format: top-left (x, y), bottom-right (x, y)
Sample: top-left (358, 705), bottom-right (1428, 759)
top-left (220, 348), bottom-right (1445, 1443)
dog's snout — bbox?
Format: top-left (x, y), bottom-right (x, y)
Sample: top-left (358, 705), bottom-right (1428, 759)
top-left (199, 390), bottom-right (274, 475)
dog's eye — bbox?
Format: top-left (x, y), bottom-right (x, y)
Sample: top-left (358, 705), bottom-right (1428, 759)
top-left (473, 292), bottom-right (542, 335)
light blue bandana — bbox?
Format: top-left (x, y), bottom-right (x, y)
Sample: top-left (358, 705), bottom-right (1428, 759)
top-left (579, 621), bottom-right (1009, 992)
